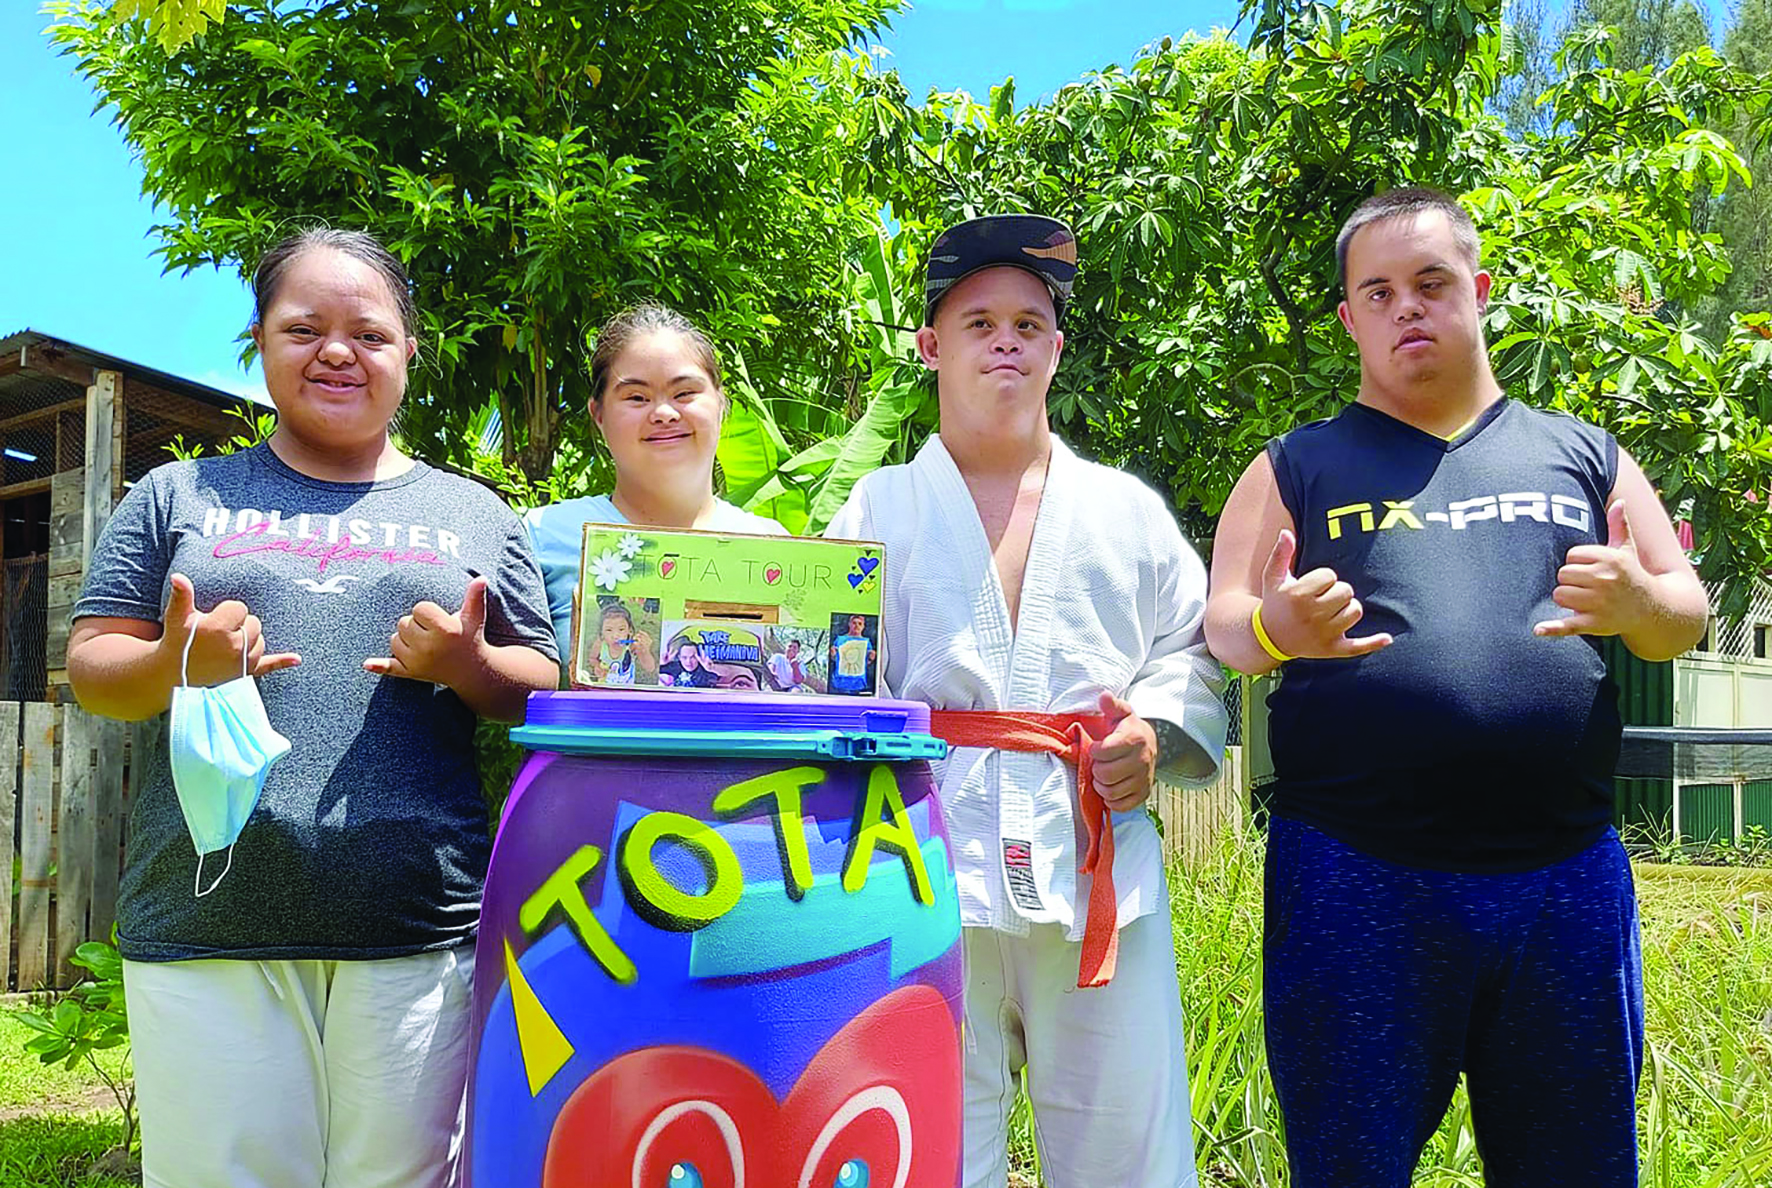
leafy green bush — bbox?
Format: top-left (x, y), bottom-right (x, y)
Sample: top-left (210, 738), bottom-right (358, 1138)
top-left (16, 939), bottom-right (136, 1160)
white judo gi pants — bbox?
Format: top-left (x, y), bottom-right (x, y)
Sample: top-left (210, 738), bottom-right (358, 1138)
top-left (963, 909), bottom-right (1198, 1188)
top-left (124, 947), bottom-right (474, 1188)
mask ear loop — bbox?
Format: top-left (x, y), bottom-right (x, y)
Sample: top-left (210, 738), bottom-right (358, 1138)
top-left (194, 847), bottom-right (235, 898)
top-left (180, 622), bottom-right (251, 686)
top-left (179, 621), bottom-right (199, 688)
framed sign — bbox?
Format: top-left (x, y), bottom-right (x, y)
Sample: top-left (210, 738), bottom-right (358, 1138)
top-left (572, 525), bottom-right (885, 696)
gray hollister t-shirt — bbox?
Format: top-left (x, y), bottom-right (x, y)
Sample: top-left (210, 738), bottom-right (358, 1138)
top-left (74, 444), bottom-right (557, 962)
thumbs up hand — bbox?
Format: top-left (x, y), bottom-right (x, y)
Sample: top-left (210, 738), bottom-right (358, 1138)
top-left (1258, 530), bottom-right (1393, 660)
top-left (1534, 501), bottom-right (1652, 639)
top-left (365, 577), bottom-right (490, 687)
top-left (160, 573), bottom-right (301, 686)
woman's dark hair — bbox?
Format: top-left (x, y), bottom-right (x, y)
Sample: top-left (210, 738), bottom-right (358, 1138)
top-left (251, 227), bottom-right (418, 338)
top-left (587, 302), bottom-right (722, 404)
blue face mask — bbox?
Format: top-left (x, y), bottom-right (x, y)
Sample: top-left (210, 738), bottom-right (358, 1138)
top-left (169, 631), bottom-right (291, 897)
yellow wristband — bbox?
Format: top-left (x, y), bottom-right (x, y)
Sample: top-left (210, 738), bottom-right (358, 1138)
top-left (1251, 604), bottom-right (1294, 663)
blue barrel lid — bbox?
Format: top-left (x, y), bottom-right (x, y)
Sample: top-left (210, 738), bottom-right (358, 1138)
top-left (512, 689), bottom-right (945, 762)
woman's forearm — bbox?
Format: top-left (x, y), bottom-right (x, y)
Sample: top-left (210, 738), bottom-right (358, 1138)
top-left (451, 642), bottom-right (560, 723)
top-left (68, 632), bottom-right (178, 721)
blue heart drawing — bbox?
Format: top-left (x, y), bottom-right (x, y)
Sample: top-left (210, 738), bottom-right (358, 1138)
top-left (847, 571), bottom-right (864, 589)
top-left (856, 556), bottom-right (880, 576)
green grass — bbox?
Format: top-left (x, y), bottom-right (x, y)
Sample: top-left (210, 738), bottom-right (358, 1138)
top-left (0, 1116), bottom-right (133, 1188)
top-left (1009, 826), bottom-right (1772, 1186)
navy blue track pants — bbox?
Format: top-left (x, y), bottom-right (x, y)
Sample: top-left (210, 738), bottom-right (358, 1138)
top-left (1263, 816), bottom-right (1644, 1187)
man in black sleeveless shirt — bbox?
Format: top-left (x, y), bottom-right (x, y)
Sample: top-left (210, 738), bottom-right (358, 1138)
top-left (1205, 188), bottom-right (1707, 1186)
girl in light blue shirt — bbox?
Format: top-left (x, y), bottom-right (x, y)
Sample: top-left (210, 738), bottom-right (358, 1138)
top-left (523, 303), bottom-right (784, 669)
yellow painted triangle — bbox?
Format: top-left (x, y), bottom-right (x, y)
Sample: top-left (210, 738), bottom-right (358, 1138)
top-left (504, 940), bottom-right (574, 1097)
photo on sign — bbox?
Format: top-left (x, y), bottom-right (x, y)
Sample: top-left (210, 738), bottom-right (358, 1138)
top-left (574, 596), bottom-right (662, 688)
top-left (763, 625), bottom-right (829, 694)
top-left (826, 612), bottom-right (879, 696)
top-left (574, 522), bottom-right (885, 697)
top-left (657, 620), bottom-right (769, 692)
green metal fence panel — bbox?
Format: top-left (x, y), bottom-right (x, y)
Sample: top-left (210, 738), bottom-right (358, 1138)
top-left (1602, 638), bottom-right (1675, 834)
top-left (1244, 673), bottom-right (1274, 789)
top-left (1743, 780), bottom-right (1772, 834)
top-left (1678, 783), bottom-right (1735, 845)
top-left (1602, 638), bottom-right (1674, 727)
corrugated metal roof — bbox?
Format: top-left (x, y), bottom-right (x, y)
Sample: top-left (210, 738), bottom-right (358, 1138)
top-left (0, 328), bottom-right (258, 415)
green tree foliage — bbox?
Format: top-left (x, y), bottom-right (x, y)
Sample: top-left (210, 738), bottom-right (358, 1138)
top-left (1496, 0), bottom-right (1564, 136)
top-left (1706, 0), bottom-right (1772, 330)
top-left (105, 0), bottom-right (222, 50)
top-left (1490, 0), bottom-right (1772, 340)
top-left (1488, 28), bottom-right (1772, 607)
top-left (1568, 0), bottom-right (1711, 70)
top-left (48, 0), bottom-right (1772, 602)
top-left (17, 937), bottom-right (137, 1157)
top-left (48, 0), bottom-right (902, 487)
top-left (743, 0), bottom-right (1769, 599)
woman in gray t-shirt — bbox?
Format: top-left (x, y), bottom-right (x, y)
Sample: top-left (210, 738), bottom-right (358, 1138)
top-left (67, 229), bottom-right (558, 1188)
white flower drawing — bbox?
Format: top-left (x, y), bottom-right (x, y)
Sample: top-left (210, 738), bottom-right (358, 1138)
top-left (589, 549), bottom-right (632, 591)
top-left (617, 532), bottom-right (644, 559)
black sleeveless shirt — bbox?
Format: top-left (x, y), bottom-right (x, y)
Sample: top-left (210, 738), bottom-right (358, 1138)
top-left (1264, 397), bottom-right (1621, 872)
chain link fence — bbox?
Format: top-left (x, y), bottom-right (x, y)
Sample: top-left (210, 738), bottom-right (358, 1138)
top-left (1697, 578), bottom-right (1772, 661)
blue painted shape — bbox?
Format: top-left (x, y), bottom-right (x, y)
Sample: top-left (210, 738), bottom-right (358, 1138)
top-left (690, 835), bottom-right (959, 981)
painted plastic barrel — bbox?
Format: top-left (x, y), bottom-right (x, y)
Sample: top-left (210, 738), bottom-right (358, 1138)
top-left (466, 689), bottom-right (964, 1188)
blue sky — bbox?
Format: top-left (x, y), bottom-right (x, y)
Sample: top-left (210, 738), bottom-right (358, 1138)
top-left (0, 1), bottom-right (1236, 400)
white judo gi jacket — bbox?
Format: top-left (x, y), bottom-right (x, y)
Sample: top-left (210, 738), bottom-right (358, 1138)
top-left (825, 435), bottom-right (1228, 939)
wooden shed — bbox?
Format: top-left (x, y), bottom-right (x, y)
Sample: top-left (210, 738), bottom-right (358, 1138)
top-left (0, 329), bottom-right (257, 701)
top-left (0, 331), bottom-right (259, 989)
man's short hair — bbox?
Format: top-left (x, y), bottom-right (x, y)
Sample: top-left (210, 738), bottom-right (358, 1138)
top-left (1335, 187), bottom-right (1481, 291)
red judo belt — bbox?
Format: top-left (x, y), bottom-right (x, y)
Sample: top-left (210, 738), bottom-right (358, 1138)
top-left (927, 710), bottom-right (1118, 988)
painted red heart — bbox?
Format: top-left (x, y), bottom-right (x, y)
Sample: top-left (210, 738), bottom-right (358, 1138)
top-left (764, 565), bottom-right (783, 585)
top-left (660, 557), bottom-right (678, 578)
top-left (542, 985), bottom-right (960, 1188)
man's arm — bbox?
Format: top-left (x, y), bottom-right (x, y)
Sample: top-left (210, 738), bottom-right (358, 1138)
top-left (1206, 451), bottom-right (1393, 674)
top-left (1205, 452), bottom-right (1295, 676)
top-left (1533, 449), bottom-right (1708, 661)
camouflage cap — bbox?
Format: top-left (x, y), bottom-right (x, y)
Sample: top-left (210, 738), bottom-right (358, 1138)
top-left (922, 214), bottom-right (1078, 326)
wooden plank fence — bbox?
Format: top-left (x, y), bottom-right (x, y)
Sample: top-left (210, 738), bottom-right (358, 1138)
top-left (1156, 745), bottom-right (1248, 869)
top-left (0, 700), bottom-right (147, 992)
top-left (0, 703), bottom-right (15, 993)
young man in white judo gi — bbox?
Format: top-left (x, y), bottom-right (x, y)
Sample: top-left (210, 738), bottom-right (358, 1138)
top-left (826, 214), bottom-right (1230, 1188)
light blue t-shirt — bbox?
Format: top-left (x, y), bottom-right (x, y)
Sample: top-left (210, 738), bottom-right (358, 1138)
top-left (522, 494), bottom-right (786, 667)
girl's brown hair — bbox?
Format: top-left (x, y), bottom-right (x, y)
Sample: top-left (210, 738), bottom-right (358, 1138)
top-left (587, 302), bottom-right (722, 404)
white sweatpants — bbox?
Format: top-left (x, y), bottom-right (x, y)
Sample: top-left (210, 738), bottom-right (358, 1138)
top-left (124, 947), bottom-right (474, 1188)
top-left (963, 910), bottom-right (1198, 1188)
